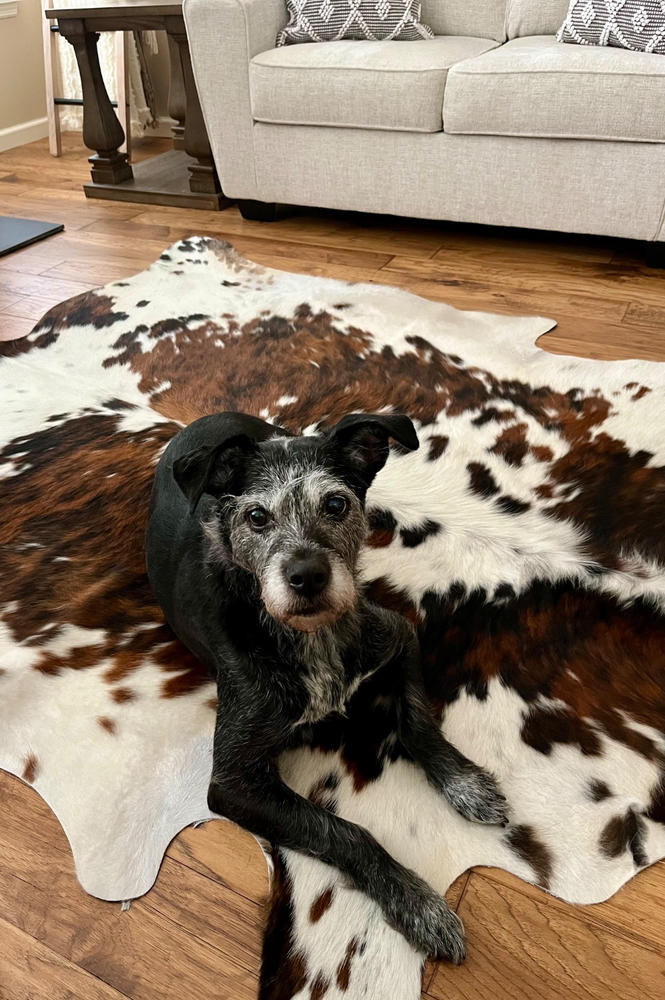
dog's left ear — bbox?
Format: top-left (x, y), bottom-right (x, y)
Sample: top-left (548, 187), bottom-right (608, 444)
top-left (173, 434), bottom-right (254, 510)
top-left (328, 413), bottom-right (419, 487)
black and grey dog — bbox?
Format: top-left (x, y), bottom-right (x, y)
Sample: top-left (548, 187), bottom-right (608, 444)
top-left (146, 411), bottom-right (507, 961)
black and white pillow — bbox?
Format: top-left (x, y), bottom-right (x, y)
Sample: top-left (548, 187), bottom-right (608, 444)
top-left (276, 0), bottom-right (434, 45)
top-left (557, 1), bottom-right (665, 53)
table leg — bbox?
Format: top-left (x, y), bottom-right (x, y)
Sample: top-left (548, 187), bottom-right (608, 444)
top-left (57, 18), bottom-right (133, 185)
top-left (166, 21), bottom-right (225, 199)
top-left (167, 34), bottom-right (186, 150)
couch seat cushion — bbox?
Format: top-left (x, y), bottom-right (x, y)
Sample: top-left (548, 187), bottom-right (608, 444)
top-left (444, 35), bottom-right (665, 142)
top-left (250, 36), bottom-right (500, 133)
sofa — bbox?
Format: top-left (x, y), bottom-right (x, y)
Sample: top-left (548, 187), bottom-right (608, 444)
top-left (183, 0), bottom-right (665, 252)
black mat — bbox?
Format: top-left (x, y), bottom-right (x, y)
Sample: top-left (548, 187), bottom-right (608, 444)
top-left (0, 217), bottom-right (64, 257)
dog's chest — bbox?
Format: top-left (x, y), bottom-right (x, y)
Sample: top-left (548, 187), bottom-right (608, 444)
top-left (296, 630), bottom-right (366, 725)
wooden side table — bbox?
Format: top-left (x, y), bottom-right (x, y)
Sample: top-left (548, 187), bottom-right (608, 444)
top-left (46, 1), bottom-right (230, 210)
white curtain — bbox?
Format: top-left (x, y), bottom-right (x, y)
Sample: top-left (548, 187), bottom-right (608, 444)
top-left (55, 6), bottom-right (157, 135)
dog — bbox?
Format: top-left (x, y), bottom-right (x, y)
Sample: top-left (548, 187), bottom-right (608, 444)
top-left (146, 411), bottom-right (507, 961)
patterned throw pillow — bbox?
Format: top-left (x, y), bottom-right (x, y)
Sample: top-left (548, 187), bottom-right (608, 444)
top-left (276, 0), bottom-right (434, 45)
top-left (557, 1), bottom-right (665, 53)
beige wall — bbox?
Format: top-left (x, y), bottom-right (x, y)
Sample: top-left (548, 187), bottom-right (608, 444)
top-left (0, 1), bottom-right (47, 133)
top-left (0, 5), bottom-right (172, 144)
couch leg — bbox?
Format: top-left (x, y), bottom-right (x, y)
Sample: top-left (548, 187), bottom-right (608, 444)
top-left (645, 242), bottom-right (665, 269)
top-left (237, 199), bottom-right (279, 222)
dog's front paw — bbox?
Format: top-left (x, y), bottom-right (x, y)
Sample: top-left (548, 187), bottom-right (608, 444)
top-left (405, 891), bottom-right (466, 963)
top-left (444, 766), bottom-right (508, 826)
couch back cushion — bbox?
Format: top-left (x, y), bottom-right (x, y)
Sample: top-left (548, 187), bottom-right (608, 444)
top-left (421, 0), bottom-right (507, 41)
top-left (506, 0), bottom-right (569, 37)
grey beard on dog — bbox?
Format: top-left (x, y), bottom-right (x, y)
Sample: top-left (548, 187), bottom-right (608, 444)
top-left (146, 410), bottom-right (508, 961)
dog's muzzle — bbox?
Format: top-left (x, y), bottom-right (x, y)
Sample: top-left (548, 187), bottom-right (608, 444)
top-left (261, 551), bottom-right (356, 633)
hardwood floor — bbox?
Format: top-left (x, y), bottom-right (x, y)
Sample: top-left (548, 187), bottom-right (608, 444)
top-left (1, 134), bottom-right (664, 1000)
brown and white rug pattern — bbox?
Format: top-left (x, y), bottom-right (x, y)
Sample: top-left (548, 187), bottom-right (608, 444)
top-left (1, 238), bottom-right (664, 1000)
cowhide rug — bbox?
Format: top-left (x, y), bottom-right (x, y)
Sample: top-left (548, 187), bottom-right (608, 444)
top-left (2, 237), bottom-right (665, 1000)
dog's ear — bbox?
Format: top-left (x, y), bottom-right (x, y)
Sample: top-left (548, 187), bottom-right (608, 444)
top-left (328, 413), bottom-right (419, 487)
top-left (173, 434), bottom-right (254, 510)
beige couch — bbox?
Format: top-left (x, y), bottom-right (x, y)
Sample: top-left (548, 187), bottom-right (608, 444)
top-left (184, 0), bottom-right (665, 251)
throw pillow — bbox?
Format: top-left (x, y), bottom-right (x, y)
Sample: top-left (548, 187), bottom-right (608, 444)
top-left (557, 1), bottom-right (665, 53)
top-left (276, 0), bottom-right (434, 45)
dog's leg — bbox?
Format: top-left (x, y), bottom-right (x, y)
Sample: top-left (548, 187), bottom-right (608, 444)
top-left (397, 676), bottom-right (508, 825)
top-left (208, 702), bottom-right (465, 961)
top-left (209, 765), bottom-right (465, 962)
top-left (364, 610), bottom-right (507, 825)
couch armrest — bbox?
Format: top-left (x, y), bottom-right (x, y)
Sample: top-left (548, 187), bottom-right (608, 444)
top-left (184, 0), bottom-right (288, 200)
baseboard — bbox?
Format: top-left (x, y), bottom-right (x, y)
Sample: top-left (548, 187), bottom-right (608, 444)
top-left (0, 115), bottom-right (174, 155)
top-left (0, 117), bottom-right (49, 153)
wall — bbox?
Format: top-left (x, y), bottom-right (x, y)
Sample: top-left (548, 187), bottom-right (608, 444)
top-left (0, 0), bottom-right (48, 150)
top-left (0, 4), bottom-right (173, 154)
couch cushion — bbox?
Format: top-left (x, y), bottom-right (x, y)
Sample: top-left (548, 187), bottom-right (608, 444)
top-left (444, 35), bottom-right (665, 142)
top-left (250, 36), bottom-right (500, 133)
top-left (421, 0), bottom-right (507, 41)
top-left (506, 0), bottom-right (569, 38)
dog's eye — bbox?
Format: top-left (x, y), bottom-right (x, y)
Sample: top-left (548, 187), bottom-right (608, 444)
top-left (247, 507), bottom-right (269, 530)
top-left (324, 495), bottom-right (348, 518)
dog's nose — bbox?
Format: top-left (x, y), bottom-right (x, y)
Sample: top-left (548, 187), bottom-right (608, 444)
top-left (285, 553), bottom-right (330, 599)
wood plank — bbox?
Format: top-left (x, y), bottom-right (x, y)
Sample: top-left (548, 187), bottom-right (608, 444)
top-left (0, 244), bottom-right (71, 276)
top-left (0, 270), bottom-right (92, 300)
top-left (132, 206), bottom-right (450, 258)
top-left (623, 301), bottom-right (665, 329)
top-left (141, 853), bottom-right (264, 975)
top-left (383, 255), bottom-right (665, 311)
top-left (165, 819), bottom-right (269, 906)
top-left (431, 232), bottom-right (617, 265)
top-left (0, 771), bottom-right (72, 858)
top-left (0, 313), bottom-right (38, 341)
top-left (349, 272), bottom-right (627, 325)
top-left (0, 290), bottom-right (24, 310)
top-left (0, 233), bottom-right (161, 275)
top-left (80, 220), bottom-right (395, 271)
top-left (427, 873), bottom-right (665, 1000)
top-left (475, 862), bottom-right (665, 957)
top-left (4, 293), bottom-right (76, 322)
top-left (0, 916), bottom-right (128, 1000)
top-left (47, 228), bottom-right (173, 260)
top-left (44, 260), bottom-right (146, 286)
top-left (536, 322), bottom-right (665, 362)
top-left (3, 193), bottom-right (143, 219)
top-left (0, 776), bottom-right (258, 1000)
top-left (82, 217), bottom-right (176, 242)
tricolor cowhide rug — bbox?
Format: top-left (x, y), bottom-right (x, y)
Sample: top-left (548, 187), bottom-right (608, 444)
top-left (2, 237), bottom-right (665, 1000)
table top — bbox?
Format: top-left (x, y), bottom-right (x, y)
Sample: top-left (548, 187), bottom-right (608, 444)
top-left (47, 1), bottom-right (181, 20)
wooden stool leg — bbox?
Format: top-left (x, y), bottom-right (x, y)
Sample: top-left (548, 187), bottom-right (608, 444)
top-left (165, 20), bottom-right (226, 200)
top-left (115, 31), bottom-right (131, 161)
top-left (42, 1), bottom-right (62, 157)
top-left (57, 18), bottom-right (133, 185)
top-left (167, 34), bottom-right (186, 150)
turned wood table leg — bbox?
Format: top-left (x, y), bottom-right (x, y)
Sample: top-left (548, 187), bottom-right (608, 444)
top-left (167, 34), bottom-right (186, 150)
top-left (166, 20), bottom-right (225, 198)
top-left (58, 18), bottom-right (133, 185)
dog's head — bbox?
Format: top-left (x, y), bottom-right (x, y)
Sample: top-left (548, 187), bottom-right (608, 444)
top-left (173, 412), bottom-right (419, 632)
